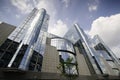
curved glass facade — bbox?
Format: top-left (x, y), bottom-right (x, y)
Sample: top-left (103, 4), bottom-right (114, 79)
top-left (51, 38), bottom-right (78, 75)
top-left (19, 9), bottom-right (49, 70)
top-left (0, 8), bottom-right (49, 71)
top-left (59, 52), bottom-right (76, 63)
top-left (51, 38), bottom-right (75, 53)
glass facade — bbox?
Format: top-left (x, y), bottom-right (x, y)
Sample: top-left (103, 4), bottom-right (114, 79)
top-left (92, 35), bottom-right (120, 75)
top-left (51, 38), bottom-right (78, 75)
top-left (28, 51), bottom-right (43, 71)
top-left (51, 38), bottom-right (75, 53)
top-left (96, 50), bottom-right (112, 60)
top-left (73, 23), bottom-right (120, 75)
top-left (0, 8), bottom-right (49, 72)
top-left (0, 39), bottom-right (19, 67)
top-left (0, 7), bottom-right (119, 77)
top-left (64, 26), bottom-right (80, 44)
top-left (8, 8), bottom-right (38, 43)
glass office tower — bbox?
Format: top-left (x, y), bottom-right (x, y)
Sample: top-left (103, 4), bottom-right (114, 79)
top-left (0, 8), bottom-right (49, 71)
top-left (73, 24), bottom-right (120, 75)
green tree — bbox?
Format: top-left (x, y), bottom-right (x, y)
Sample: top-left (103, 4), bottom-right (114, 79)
top-left (57, 57), bottom-right (78, 80)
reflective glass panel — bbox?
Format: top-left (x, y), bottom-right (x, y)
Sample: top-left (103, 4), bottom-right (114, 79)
top-left (51, 38), bottom-right (74, 53)
top-left (59, 52), bottom-right (76, 63)
top-left (96, 50), bottom-right (112, 60)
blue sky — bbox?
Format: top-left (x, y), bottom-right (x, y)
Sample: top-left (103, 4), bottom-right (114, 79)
top-left (0, 0), bottom-right (120, 30)
top-left (0, 0), bottom-right (120, 57)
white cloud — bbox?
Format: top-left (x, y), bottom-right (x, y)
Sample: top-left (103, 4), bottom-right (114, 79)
top-left (11, 0), bottom-right (55, 14)
top-left (11, 0), bottom-right (56, 15)
top-left (11, 0), bottom-right (57, 35)
top-left (32, 0), bottom-right (37, 6)
top-left (10, 0), bottom-right (68, 37)
top-left (89, 13), bottom-right (120, 58)
top-left (36, 0), bottom-right (57, 34)
top-left (15, 14), bottom-right (20, 18)
top-left (36, 0), bottom-right (56, 17)
top-left (49, 19), bottom-right (68, 37)
top-left (62, 0), bottom-right (71, 8)
top-left (84, 30), bottom-right (89, 35)
top-left (88, 0), bottom-right (99, 12)
top-left (31, 0), bottom-right (67, 37)
top-left (88, 5), bottom-right (97, 12)
top-left (11, 0), bottom-right (33, 14)
top-left (0, 21), bottom-right (2, 24)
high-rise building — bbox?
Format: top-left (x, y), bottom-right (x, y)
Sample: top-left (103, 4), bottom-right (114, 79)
top-left (0, 8), bottom-right (120, 80)
top-left (74, 24), bottom-right (120, 75)
top-left (0, 8), bottom-right (49, 72)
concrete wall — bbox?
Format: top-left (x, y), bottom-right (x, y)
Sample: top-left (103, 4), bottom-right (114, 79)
top-left (75, 47), bottom-right (91, 75)
top-left (0, 22), bottom-right (16, 45)
top-left (41, 38), bottom-right (60, 73)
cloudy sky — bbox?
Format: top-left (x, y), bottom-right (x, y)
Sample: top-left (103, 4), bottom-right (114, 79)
top-left (0, 0), bottom-right (120, 58)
